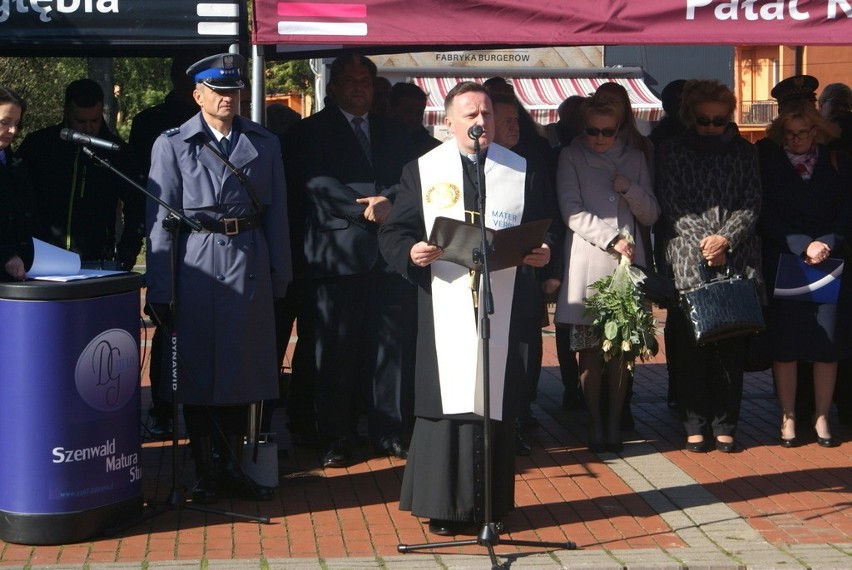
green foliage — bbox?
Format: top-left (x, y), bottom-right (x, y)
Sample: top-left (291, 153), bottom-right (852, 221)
top-left (0, 56), bottom-right (172, 143)
top-left (0, 57), bottom-right (86, 136)
top-left (585, 258), bottom-right (659, 372)
top-left (266, 59), bottom-right (314, 96)
top-left (0, 56), bottom-right (315, 142)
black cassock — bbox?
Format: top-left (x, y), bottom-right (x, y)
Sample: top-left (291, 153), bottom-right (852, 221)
top-left (379, 148), bottom-right (554, 524)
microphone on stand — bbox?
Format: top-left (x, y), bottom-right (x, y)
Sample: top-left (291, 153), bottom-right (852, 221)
top-left (60, 128), bottom-right (121, 152)
top-left (467, 124), bottom-right (484, 140)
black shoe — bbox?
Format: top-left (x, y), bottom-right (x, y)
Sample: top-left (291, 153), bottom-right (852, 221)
top-left (190, 474), bottom-right (219, 504)
top-left (715, 438), bottom-right (736, 453)
top-left (428, 519), bottom-right (472, 537)
top-left (780, 436), bottom-right (798, 448)
top-left (817, 436), bottom-right (838, 448)
top-left (375, 437), bottom-right (408, 459)
top-left (515, 432), bottom-right (532, 456)
top-left (322, 440), bottom-right (352, 468)
top-left (218, 460), bottom-right (275, 501)
top-left (686, 439), bottom-right (706, 453)
top-left (148, 417), bottom-right (173, 441)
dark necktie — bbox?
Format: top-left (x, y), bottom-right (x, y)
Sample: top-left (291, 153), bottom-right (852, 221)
top-left (219, 137), bottom-right (230, 157)
top-left (351, 117), bottom-right (372, 165)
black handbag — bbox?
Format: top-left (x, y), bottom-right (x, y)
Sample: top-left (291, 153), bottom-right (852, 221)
top-left (680, 261), bottom-right (765, 346)
top-left (628, 264), bottom-right (678, 309)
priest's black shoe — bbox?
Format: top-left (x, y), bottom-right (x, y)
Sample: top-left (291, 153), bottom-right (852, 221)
top-left (322, 440), bottom-right (352, 468)
top-left (375, 437), bottom-right (408, 459)
top-left (428, 519), bottom-right (474, 536)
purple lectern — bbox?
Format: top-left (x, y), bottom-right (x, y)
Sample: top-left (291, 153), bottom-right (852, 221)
top-left (0, 273), bottom-right (143, 544)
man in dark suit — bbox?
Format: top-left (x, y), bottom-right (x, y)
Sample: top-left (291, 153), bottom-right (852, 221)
top-left (284, 52), bottom-right (415, 468)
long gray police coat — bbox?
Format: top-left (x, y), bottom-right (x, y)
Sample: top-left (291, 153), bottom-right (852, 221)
top-left (146, 113), bottom-right (292, 405)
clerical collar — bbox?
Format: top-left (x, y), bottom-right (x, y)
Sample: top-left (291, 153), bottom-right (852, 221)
top-left (461, 149), bottom-right (488, 163)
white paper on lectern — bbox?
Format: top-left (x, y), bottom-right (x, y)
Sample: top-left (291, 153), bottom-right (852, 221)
top-left (27, 238), bottom-right (81, 277)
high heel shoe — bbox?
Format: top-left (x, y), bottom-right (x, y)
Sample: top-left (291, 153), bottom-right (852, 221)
top-left (817, 436), bottom-right (838, 448)
top-left (814, 416), bottom-right (838, 448)
top-left (780, 415), bottom-right (797, 448)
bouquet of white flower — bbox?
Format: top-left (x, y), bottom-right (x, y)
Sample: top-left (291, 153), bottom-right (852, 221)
top-left (584, 233), bottom-right (659, 371)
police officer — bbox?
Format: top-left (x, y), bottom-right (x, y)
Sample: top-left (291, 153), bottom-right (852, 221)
top-left (145, 53), bottom-right (292, 503)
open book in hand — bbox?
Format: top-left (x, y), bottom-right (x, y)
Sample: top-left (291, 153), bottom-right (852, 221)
top-left (428, 216), bottom-right (550, 271)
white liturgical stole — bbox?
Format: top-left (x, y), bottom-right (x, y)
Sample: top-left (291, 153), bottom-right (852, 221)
top-left (419, 140), bottom-right (526, 420)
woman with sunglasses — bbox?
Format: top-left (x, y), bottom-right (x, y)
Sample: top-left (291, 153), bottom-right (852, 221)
top-left (655, 79), bottom-right (763, 453)
top-left (554, 90), bottom-right (659, 453)
top-left (0, 86), bottom-right (34, 282)
top-left (757, 101), bottom-right (852, 448)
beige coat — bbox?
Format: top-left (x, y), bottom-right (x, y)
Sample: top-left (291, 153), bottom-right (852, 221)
top-left (554, 136), bottom-right (659, 326)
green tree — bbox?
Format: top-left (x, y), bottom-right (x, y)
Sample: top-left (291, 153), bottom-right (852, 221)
top-left (266, 59), bottom-right (314, 97)
top-left (0, 57), bottom-right (86, 140)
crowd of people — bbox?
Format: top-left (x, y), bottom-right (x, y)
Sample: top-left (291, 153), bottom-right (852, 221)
top-left (1, 51), bottom-right (850, 536)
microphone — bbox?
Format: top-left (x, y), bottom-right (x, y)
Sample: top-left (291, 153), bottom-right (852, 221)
top-left (60, 128), bottom-right (121, 152)
top-left (467, 124), bottom-right (484, 140)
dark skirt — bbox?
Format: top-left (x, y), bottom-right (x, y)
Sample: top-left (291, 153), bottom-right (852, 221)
top-left (399, 416), bottom-right (515, 523)
top-left (768, 298), bottom-right (851, 362)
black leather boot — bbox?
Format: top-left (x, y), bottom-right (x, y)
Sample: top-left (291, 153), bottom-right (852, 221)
top-left (218, 435), bottom-right (275, 501)
top-left (190, 436), bottom-right (218, 504)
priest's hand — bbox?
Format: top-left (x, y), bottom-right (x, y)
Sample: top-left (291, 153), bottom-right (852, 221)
top-left (357, 196), bottom-right (392, 225)
top-left (523, 243), bottom-right (550, 267)
top-left (410, 241), bottom-right (443, 267)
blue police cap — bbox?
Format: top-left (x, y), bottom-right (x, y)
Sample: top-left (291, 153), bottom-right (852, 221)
top-left (186, 53), bottom-right (246, 91)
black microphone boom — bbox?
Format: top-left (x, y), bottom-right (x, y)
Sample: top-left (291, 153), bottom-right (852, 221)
top-left (468, 124), bottom-right (484, 140)
top-left (60, 128), bottom-right (121, 152)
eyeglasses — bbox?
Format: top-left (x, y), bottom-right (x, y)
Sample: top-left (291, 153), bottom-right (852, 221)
top-left (784, 126), bottom-right (815, 140)
top-left (695, 116), bottom-right (728, 127)
top-left (585, 126), bottom-right (617, 138)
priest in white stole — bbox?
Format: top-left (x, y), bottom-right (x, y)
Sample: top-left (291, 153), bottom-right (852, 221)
top-left (378, 82), bottom-right (551, 536)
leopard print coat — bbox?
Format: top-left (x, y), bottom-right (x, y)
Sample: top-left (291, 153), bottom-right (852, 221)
top-left (655, 125), bottom-right (763, 296)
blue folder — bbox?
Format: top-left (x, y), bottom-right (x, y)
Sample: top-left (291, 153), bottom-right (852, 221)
top-left (773, 253), bottom-right (844, 304)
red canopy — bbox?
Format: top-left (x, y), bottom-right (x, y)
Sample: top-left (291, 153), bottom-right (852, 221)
top-left (253, 0), bottom-right (852, 52)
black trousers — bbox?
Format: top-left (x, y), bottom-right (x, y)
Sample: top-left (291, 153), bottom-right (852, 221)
top-left (312, 269), bottom-right (416, 445)
top-left (668, 307), bottom-right (747, 438)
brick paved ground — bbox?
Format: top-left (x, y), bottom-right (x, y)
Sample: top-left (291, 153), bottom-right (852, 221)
top-left (1, 307), bottom-right (850, 569)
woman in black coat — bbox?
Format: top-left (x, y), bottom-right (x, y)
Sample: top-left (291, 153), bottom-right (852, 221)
top-left (757, 101), bottom-right (852, 448)
top-left (0, 86), bottom-right (34, 281)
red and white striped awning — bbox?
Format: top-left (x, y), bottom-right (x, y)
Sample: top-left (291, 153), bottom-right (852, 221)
top-left (413, 76), bottom-right (663, 127)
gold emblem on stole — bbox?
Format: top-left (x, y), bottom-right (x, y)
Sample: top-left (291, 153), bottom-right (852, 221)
top-left (425, 182), bottom-right (460, 209)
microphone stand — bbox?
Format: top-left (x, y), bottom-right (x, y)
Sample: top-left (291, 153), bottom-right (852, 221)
top-left (80, 146), bottom-right (270, 527)
top-left (397, 131), bottom-right (575, 568)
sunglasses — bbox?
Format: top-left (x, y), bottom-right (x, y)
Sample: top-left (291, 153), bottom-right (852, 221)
top-left (695, 116), bottom-right (728, 127)
top-left (585, 126), bottom-right (617, 138)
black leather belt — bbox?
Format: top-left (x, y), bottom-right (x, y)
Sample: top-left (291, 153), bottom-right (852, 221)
top-left (192, 214), bottom-right (263, 236)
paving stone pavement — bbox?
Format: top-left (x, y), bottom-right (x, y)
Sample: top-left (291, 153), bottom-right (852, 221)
top-left (3, 311), bottom-right (851, 569)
